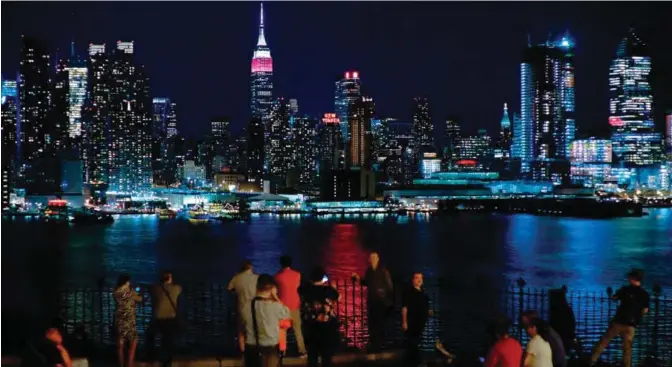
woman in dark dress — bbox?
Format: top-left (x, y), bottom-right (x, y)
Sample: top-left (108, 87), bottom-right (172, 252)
top-left (114, 274), bottom-right (142, 367)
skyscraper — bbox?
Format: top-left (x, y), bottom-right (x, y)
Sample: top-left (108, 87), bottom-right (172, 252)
top-left (412, 97), bottom-right (433, 149)
top-left (518, 34), bottom-right (575, 181)
top-left (246, 117), bottom-right (265, 186)
top-left (250, 3), bottom-right (273, 160)
top-left (609, 28), bottom-right (664, 166)
top-left (348, 96), bottom-right (375, 169)
top-left (107, 41), bottom-right (152, 192)
top-left (334, 71), bottom-right (362, 142)
top-left (666, 111), bottom-right (672, 155)
top-left (268, 98), bottom-right (293, 177)
top-left (318, 113), bottom-right (344, 173)
top-left (2, 78), bottom-right (18, 208)
top-left (66, 41), bottom-right (87, 140)
top-left (443, 117), bottom-right (460, 168)
top-left (52, 57), bottom-right (70, 153)
top-left (211, 116), bottom-right (230, 156)
top-left (19, 36), bottom-right (60, 193)
top-left (83, 43), bottom-right (109, 184)
top-left (293, 115), bottom-right (318, 185)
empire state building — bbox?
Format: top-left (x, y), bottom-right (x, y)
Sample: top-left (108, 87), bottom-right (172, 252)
top-left (250, 2), bottom-right (273, 166)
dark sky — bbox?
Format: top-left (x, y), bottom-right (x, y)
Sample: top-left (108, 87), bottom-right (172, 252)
top-left (2, 1), bottom-right (671, 140)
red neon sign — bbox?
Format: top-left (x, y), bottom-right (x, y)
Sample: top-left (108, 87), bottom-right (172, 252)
top-left (609, 116), bottom-right (625, 127)
top-left (322, 113), bottom-right (340, 124)
top-left (456, 159), bottom-right (477, 166)
top-left (48, 199), bottom-right (68, 207)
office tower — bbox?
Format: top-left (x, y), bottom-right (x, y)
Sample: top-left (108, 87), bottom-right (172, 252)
top-left (318, 113), bottom-right (344, 173)
top-left (250, 3), bottom-right (273, 158)
top-left (443, 117), bottom-right (461, 168)
top-left (334, 71), bottom-right (362, 142)
top-left (2, 78), bottom-right (18, 209)
top-left (519, 33), bottom-right (575, 180)
top-left (268, 98), bottom-right (293, 177)
top-left (233, 135), bottom-right (248, 173)
top-left (493, 104), bottom-right (513, 173)
top-left (289, 99), bottom-right (299, 115)
top-left (211, 116), bottom-right (230, 156)
top-left (412, 97), bottom-right (433, 149)
top-left (107, 41), bottom-right (152, 192)
top-left (163, 135), bottom-right (185, 186)
top-left (419, 147), bottom-right (442, 179)
top-left (52, 57), bottom-right (70, 153)
top-left (19, 36), bottom-right (60, 193)
top-left (349, 96), bottom-right (375, 169)
top-left (83, 43), bottom-right (109, 184)
top-left (66, 42), bottom-right (87, 140)
top-left (609, 28), bottom-right (664, 166)
top-left (458, 132), bottom-right (491, 162)
top-left (246, 117), bottom-right (265, 185)
top-left (570, 138), bottom-right (612, 186)
top-left (666, 111), bottom-right (672, 155)
top-left (152, 98), bottom-right (170, 138)
top-left (293, 115), bottom-right (318, 185)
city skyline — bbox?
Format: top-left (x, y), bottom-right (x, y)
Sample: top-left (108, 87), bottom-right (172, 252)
top-left (2, 2), bottom-right (671, 140)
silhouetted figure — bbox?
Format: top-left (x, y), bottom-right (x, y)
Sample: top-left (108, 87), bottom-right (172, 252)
top-left (352, 251), bottom-right (393, 352)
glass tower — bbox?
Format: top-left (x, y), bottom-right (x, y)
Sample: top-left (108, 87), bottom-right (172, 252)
top-left (334, 71), bottom-right (362, 143)
top-left (609, 28), bottom-right (664, 166)
top-left (66, 42), bottom-right (88, 140)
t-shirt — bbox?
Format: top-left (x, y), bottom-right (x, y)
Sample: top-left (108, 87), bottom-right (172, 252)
top-left (241, 297), bottom-right (290, 347)
top-left (151, 283), bottom-right (182, 320)
top-left (228, 270), bottom-right (260, 312)
top-left (401, 287), bottom-right (430, 329)
top-left (526, 335), bottom-right (553, 367)
top-left (613, 285), bottom-right (650, 327)
top-left (484, 337), bottom-right (523, 367)
top-left (275, 268), bottom-right (301, 311)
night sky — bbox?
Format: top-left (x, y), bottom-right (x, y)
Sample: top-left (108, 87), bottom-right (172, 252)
top-left (2, 2), bottom-right (671, 141)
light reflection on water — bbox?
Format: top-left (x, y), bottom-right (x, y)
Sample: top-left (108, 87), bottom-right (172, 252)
top-left (2, 209), bottom-right (671, 295)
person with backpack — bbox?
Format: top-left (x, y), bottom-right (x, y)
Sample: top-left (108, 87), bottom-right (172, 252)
top-left (240, 274), bottom-right (290, 367)
top-left (147, 271), bottom-right (182, 367)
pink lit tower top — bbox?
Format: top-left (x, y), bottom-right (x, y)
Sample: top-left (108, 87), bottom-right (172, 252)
top-left (250, 3), bottom-right (273, 125)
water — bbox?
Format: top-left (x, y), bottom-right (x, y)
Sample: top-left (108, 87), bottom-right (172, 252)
top-left (2, 209), bottom-right (672, 362)
top-left (3, 209), bottom-right (671, 292)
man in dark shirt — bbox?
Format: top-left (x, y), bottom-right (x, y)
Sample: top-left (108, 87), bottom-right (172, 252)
top-left (590, 269), bottom-right (650, 367)
top-left (402, 272), bottom-right (432, 367)
top-left (300, 267), bottom-right (340, 367)
top-left (353, 251), bottom-right (394, 352)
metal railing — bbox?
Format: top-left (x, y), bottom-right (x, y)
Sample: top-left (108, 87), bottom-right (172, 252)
top-left (4, 279), bottom-right (671, 366)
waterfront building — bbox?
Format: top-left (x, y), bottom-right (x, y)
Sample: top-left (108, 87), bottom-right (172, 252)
top-left (250, 3), bottom-right (273, 165)
top-left (214, 169), bottom-right (246, 191)
top-left (412, 97), bottom-right (433, 149)
top-left (83, 43), bottom-right (109, 184)
top-left (65, 42), bottom-right (87, 141)
top-left (518, 33), bottom-right (575, 177)
top-left (246, 117), bottom-right (265, 186)
top-left (334, 71), bottom-right (361, 143)
top-left (293, 115), bottom-right (318, 186)
top-left (443, 117), bottom-right (461, 169)
top-left (420, 149), bottom-right (442, 179)
top-left (180, 160), bottom-right (206, 188)
top-left (348, 96), bottom-right (375, 169)
top-left (318, 113), bottom-right (345, 173)
top-left (320, 168), bottom-right (375, 201)
top-left (268, 98), bottom-right (293, 178)
top-left (106, 41), bottom-right (153, 193)
top-left (569, 138), bottom-right (612, 187)
top-left (609, 28), bottom-right (664, 166)
top-left (1, 78), bottom-right (18, 209)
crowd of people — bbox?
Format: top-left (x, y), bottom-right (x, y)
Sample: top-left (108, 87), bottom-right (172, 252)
top-left (27, 256), bottom-right (651, 367)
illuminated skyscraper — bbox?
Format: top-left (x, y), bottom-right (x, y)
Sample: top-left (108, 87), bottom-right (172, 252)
top-left (349, 96), bottom-right (375, 169)
top-left (335, 71), bottom-right (361, 142)
top-left (211, 116), bottom-right (230, 157)
top-left (152, 98), bottom-right (179, 139)
top-left (250, 3), bottom-right (273, 163)
top-left (318, 113), bottom-right (344, 173)
top-left (519, 33), bottom-right (575, 181)
top-left (609, 28), bottom-right (664, 166)
top-left (293, 115), bottom-right (318, 185)
top-left (83, 43), bottom-right (109, 184)
top-left (246, 117), bottom-right (265, 186)
top-left (2, 78), bottom-right (18, 208)
top-left (268, 98), bottom-right (293, 177)
top-left (412, 97), bottom-right (433, 148)
top-left (66, 42), bottom-right (87, 140)
top-left (666, 111), bottom-right (672, 155)
top-left (19, 36), bottom-right (61, 193)
top-left (52, 57), bottom-right (70, 152)
top-left (443, 117), bottom-right (460, 168)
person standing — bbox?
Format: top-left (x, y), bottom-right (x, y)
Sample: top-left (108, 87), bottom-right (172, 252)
top-left (590, 269), bottom-right (650, 367)
top-left (113, 274), bottom-right (142, 367)
top-left (148, 271), bottom-right (182, 367)
top-left (401, 272), bottom-right (432, 367)
top-left (300, 267), bottom-right (340, 367)
top-left (241, 274), bottom-right (290, 367)
top-left (521, 311), bottom-right (566, 367)
top-left (483, 318), bottom-right (523, 367)
top-left (352, 251), bottom-right (394, 352)
top-left (229, 260), bottom-right (260, 353)
top-left (274, 255), bottom-right (307, 357)
top-left (524, 319), bottom-right (553, 367)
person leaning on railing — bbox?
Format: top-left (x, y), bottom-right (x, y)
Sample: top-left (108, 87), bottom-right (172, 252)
top-left (589, 269), bottom-right (650, 367)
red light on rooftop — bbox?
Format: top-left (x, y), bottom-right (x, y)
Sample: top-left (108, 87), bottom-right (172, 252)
top-left (609, 116), bottom-right (625, 127)
top-left (353, 71), bottom-right (359, 78)
top-left (345, 72), bottom-right (350, 79)
top-left (456, 159), bottom-right (477, 166)
top-left (48, 199), bottom-right (68, 206)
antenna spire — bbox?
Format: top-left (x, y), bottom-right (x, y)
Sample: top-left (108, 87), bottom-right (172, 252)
top-left (256, 3), bottom-right (267, 46)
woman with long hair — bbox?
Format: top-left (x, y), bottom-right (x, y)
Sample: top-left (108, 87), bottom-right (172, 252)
top-left (114, 274), bottom-right (143, 367)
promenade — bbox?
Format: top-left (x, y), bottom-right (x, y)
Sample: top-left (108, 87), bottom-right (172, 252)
top-left (2, 278), bottom-right (671, 366)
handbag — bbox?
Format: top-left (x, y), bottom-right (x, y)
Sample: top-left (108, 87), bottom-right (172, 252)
top-left (160, 285), bottom-right (186, 332)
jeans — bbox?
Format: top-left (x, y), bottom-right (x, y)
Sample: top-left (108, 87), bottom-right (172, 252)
top-left (590, 322), bottom-right (635, 367)
top-left (146, 318), bottom-right (178, 366)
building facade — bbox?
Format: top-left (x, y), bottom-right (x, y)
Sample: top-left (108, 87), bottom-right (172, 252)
top-left (250, 3), bottom-right (273, 164)
top-left (348, 96), bottom-right (375, 169)
top-left (293, 115), bottom-right (318, 186)
top-left (2, 78), bottom-right (18, 209)
top-left (268, 98), bottom-right (293, 177)
top-left (83, 43), bottom-right (110, 184)
top-left (609, 28), bottom-right (664, 166)
top-left (318, 113), bottom-right (344, 173)
top-left (334, 71), bottom-right (362, 143)
top-left (66, 42), bottom-right (88, 141)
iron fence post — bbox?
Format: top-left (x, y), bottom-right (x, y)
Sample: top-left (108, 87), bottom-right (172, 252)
top-left (652, 284), bottom-right (661, 362)
top-left (516, 278), bottom-right (526, 340)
